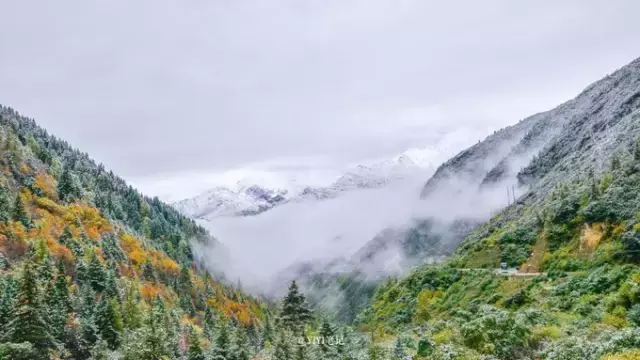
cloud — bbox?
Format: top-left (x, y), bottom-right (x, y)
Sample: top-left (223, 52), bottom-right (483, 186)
top-left (1, 0), bottom-right (638, 192)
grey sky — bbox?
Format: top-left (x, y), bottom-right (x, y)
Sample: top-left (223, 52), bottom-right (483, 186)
top-left (1, 0), bottom-right (639, 198)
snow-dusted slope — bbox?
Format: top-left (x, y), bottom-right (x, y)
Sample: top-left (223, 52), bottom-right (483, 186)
top-left (173, 147), bottom-right (446, 220)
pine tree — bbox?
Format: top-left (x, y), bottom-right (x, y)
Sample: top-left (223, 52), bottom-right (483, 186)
top-left (281, 281), bottom-right (312, 333)
top-left (273, 330), bottom-right (293, 360)
top-left (211, 319), bottom-right (231, 360)
top-left (0, 184), bottom-right (11, 223)
top-left (122, 282), bottom-right (142, 329)
top-left (232, 327), bottom-right (251, 360)
top-left (143, 297), bottom-right (171, 359)
top-left (203, 306), bottom-right (216, 340)
top-left (142, 259), bottom-right (157, 282)
top-left (12, 193), bottom-right (30, 228)
top-left (47, 259), bottom-right (71, 341)
top-left (0, 276), bottom-right (18, 338)
top-left (104, 269), bottom-right (119, 300)
top-left (1, 262), bottom-right (56, 357)
top-left (319, 320), bottom-right (335, 356)
top-left (94, 296), bottom-right (123, 349)
top-left (87, 251), bottom-right (106, 292)
top-left (58, 166), bottom-right (79, 202)
top-left (635, 139), bottom-right (640, 161)
top-left (187, 326), bottom-right (206, 360)
top-left (392, 337), bottom-right (407, 360)
top-left (263, 312), bottom-right (275, 346)
top-left (35, 239), bottom-right (54, 284)
top-left (58, 225), bottom-right (74, 246)
top-left (180, 292), bottom-right (196, 316)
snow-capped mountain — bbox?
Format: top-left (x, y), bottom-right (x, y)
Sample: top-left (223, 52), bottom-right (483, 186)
top-left (173, 146), bottom-right (446, 220)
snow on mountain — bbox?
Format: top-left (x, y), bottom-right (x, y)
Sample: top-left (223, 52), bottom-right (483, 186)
top-left (173, 146), bottom-right (446, 220)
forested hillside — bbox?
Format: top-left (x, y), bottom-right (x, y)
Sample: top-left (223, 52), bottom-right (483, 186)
top-left (0, 106), bottom-right (268, 359)
top-left (353, 59), bottom-right (640, 359)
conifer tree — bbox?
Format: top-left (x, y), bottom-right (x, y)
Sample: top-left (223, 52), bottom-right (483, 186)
top-left (392, 337), bottom-right (407, 360)
top-left (0, 184), bottom-right (11, 223)
top-left (35, 239), bottom-right (54, 284)
top-left (281, 281), bottom-right (312, 333)
top-left (232, 327), bottom-right (251, 360)
top-left (142, 259), bottom-right (157, 282)
top-left (12, 193), bottom-right (30, 228)
top-left (143, 297), bottom-right (171, 359)
top-left (104, 269), bottom-right (119, 300)
top-left (58, 225), bottom-right (74, 246)
top-left (273, 330), bottom-right (293, 360)
top-left (0, 276), bottom-right (18, 338)
top-left (187, 326), bottom-right (206, 360)
top-left (635, 138), bottom-right (640, 161)
top-left (1, 262), bottom-right (56, 357)
top-left (122, 282), bottom-right (142, 330)
top-left (319, 320), bottom-right (335, 356)
top-left (211, 318), bottom-right (231, 360)
top-left (58, 166), bottom-right (79, 202)
top-left (94, 296), bottom-right (123, 349)
top-left (262, 312), bottom-right (275, 346)
top-left (87, 250), bottom-right (106, 292)
top-left (47, 259), bottom-right (71, 341)
top-left (203, 306), bottom-right (216, 340)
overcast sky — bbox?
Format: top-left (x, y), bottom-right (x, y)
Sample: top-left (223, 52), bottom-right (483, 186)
top-left (1, 0), bottom-right (639, 199)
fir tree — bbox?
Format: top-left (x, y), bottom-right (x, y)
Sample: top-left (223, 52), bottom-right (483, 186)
top-left (281, 281), bottom-right (312, 333)
top-left (122, 282), bottom-right (142, 330)
top-left (180, 292), bottom-right (196, 317)
top-left (262, 312), bottom-right (275, 346)
top-left (635, 138), bottom-right (640, 161)
top-left (0, 276), bottom-right (18, 337)
top-left (47, 259), bottom-right (71, 341)
top-left (58, 225), bottom-right (74, 246)
top-left (142, 259), bottom-right (157, 282)
top-left (1, 262), bottom-right (56, 357)
top-left (58, 166), bottom-right (79, 202)
top-left (232, 327), bottom-right (251, 360)
top-left (11, 193), bottom-right (30, 228)
top-left (143, 297), bottom-right (171, 359)
top-left (104, 269), bottom-right (119, 300)
top-left (0, 184), bottom-right (11, 223)
top-left (203, 306), bottom-right (216, 340)
top-left (87, 251), bottom-right (106, 292)
top-left (94, 296), bottom-right (123, 349)
top-left (211, 319), bottom-right (231, 360)
top-left (392, 337), bottom-right (407, 360)
top-left (187, 326), bottom-right (206, 360)
top-left (273, 330), bottom-right (293, 360)
top-left (319, 320), bottom-right (336, 356)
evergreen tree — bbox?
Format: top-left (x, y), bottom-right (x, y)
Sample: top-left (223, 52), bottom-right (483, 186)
top-left (211, 319), bottom-right (231, 360)
top-left (187, 326), bottom-right (206, 360)
top-left (635, 139), bottom-right (640, 161)
top-left (180, 292), bottom-right (196, 316)
top-left (203, 306), bottom-right (216, 340)
top-left (35, 239), bottom-right (54, 284)
top-left (58, 225), bottom-right (74, 246)
top-left (232, 327), bottom-right (251, 360)
top-left (280, 281), bottom-right (312, 333)
top-left (143, 297), bottom-right (171, 359)
top-left (0, 184), bottom-right (11, 223)
top-left (392, 337), bottom-right (407, 360)
top-left (122, 282), bottom-right (142, 329)
top-left (94, 296), bottom-right (123, 349)
top-left (142, 259), bottom-right (157, 282)
top-left (104, 269), bottom-right (119, 300)
top-left (1, 262), bottom-right (56, 357)
top-left (273, 330), bottom-right (293, 360)
top-left (319, 320), bottom-right (336, 357)
top-left (11, 193), bottom-right (30, 228)
top-left (47, 259), bottom-right (71, 341)
top-left (262, 312), bottom-right (275, 346)
top-left (58, 166), bottom-right (79, 202)
top-left (87, 251), bottom-right (106, 292)
top-left (0, 276), bottom-right (18, 337)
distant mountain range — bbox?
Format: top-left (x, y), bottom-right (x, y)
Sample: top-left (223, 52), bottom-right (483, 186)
top-left (172, 147), bottom-right (446, 220)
